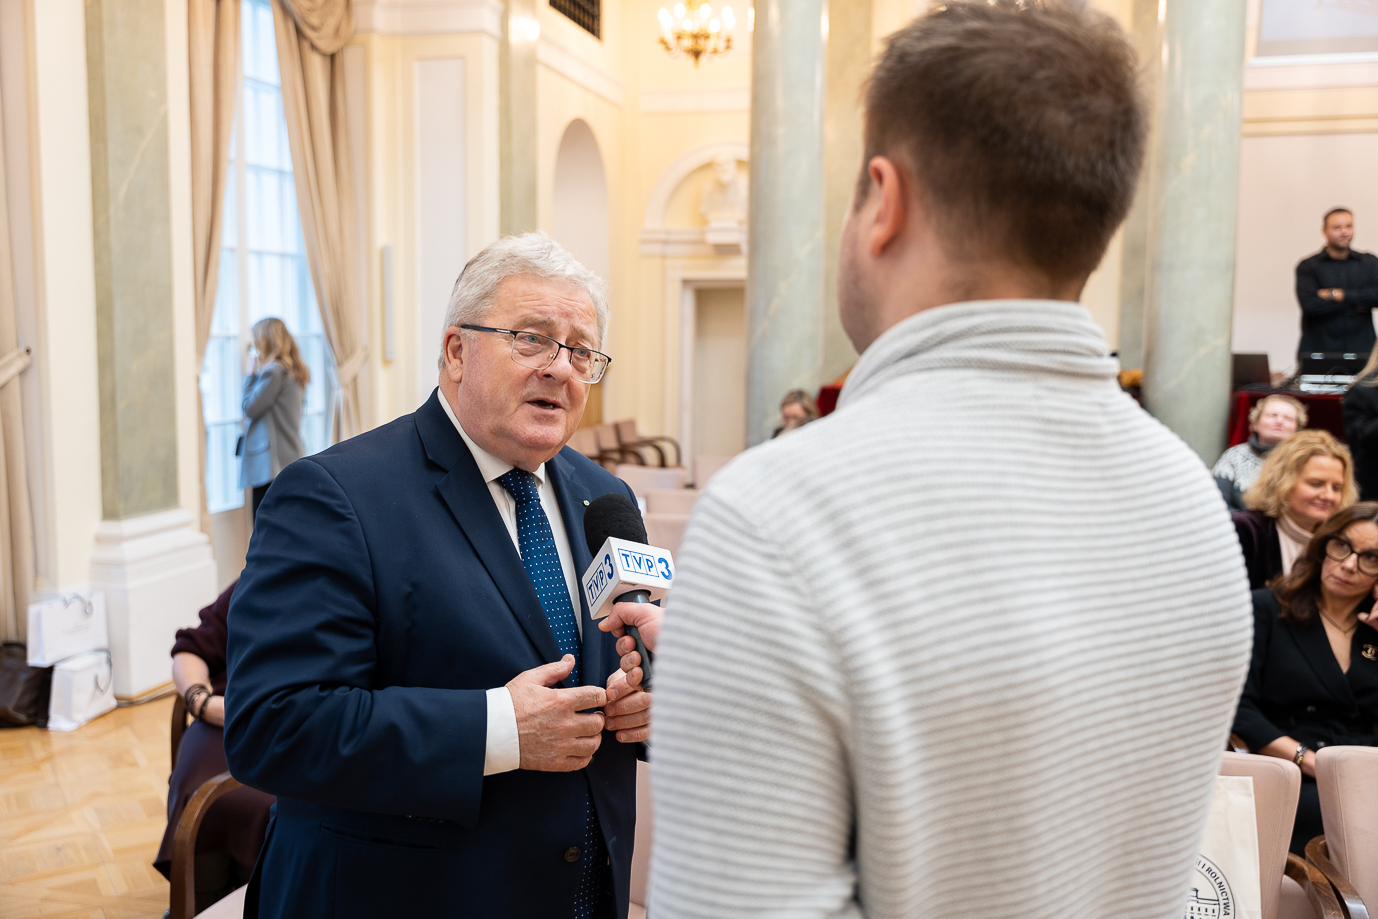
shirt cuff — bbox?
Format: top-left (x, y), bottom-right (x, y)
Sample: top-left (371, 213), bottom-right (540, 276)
top-left (484, 687), bottom-right (521, 776)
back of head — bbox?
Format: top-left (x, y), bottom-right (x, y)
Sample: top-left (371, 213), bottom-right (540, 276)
top-left (1245, 428), bottom-right (1357, 517)
top-left (862, 0), bottom-right (1145, 283)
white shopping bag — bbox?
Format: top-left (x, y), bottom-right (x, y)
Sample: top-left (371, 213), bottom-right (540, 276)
top-left (1184, 775), bottom-right (1263, 919)
top-left (47, 651), bottom-right (116, 731)
top-left (26, 590), bottom-right (108, 667)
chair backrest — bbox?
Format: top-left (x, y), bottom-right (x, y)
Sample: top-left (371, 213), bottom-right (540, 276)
top-left (643, 513), bottom-right (690, 555)
top-left (630, 760), bottom-right (653, 908)
top-left (615, 464), bottom-right (686, 498)
top-left (568, 428), bottom-right (600, 458)
top-left (645, 489), bottom-right (699, 515)
top-left (1219, 751), bottom-right (1302, 919)
top-left (1316, 745), bottom-right (1378, 909)
top-left (694, 454), bottom-right (731, 487)
top-left (615, 419), bottom-right (640, 445)
top-left (595, 423), bottom-right (621, 452)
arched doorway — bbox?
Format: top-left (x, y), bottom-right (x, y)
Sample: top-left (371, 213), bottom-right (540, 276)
top-left (552, 119), bottom-right (609, 426)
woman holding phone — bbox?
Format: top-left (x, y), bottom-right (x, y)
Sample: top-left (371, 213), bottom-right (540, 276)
top-left (241, 317), bottom-right (309, 521)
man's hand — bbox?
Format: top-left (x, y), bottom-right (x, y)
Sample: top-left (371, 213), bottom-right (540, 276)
top-left (605, 669), bottom-right (651, 743)
top-left (508, 655), bottom-right (607, 771)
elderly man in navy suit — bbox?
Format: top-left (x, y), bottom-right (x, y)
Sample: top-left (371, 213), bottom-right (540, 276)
top-left (224, 233), bottom-right (650, 919)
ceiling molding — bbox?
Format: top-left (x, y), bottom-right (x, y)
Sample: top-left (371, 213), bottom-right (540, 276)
top-left (640, 87), bottom-right (750, 114)
top-left (536, 37), bottom-right (624, 106)
top-left (354, 0), bottom-right (503, 39)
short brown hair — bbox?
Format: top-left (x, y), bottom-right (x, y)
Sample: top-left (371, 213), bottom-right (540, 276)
top-left (1244, 429), bottom-right (1357, 519)
top-left (1323, 207), bottom-right (1352, 227)
top-left (1273, 502), bottom-right (1378, 625)
top-left (860, 0), bottom-right (1145, 282)
top-left (1247, 393), bottom-right (1307, 429)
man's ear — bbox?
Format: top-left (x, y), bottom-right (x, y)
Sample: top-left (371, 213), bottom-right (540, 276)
top-left (865, 156), bottom-right (909, 258)
top-left (442, 328), bottom-right (465, 385)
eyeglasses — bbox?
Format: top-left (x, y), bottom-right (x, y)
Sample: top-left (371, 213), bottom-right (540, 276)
top-left (1324, 536), bottom-right (1378, 576)
top-left (461, 325), bottom-right (611, 384)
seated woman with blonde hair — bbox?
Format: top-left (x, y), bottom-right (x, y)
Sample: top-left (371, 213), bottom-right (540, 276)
top-left (1233, 429), bottom-right (1358, 589)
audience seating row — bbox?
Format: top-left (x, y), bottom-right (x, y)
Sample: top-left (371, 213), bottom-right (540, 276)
top-left (1225, 735), bottom-right (1378, 918)
top-left (568, 420), bottom-right (682, 470)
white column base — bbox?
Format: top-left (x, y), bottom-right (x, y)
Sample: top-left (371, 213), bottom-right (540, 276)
top-left (90, 508), bottom-right (218, 697)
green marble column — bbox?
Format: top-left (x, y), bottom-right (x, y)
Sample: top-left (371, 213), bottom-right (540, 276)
top-left (85, 0), bottom-right (179, 519)
top-left (821, 0), bottom-right (868, 384)
top-left (746, 0), bottom-right (826, 446)
top-left (1116, 0), bottom-right (1164, 371)
top-left (1141, 0), bottom-right (1246, 463)
top-left (500, 0), bottom-right (539, 235)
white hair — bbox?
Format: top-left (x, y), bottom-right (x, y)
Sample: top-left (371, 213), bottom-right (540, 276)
top-left (438, 232), bottom-right (610, 369)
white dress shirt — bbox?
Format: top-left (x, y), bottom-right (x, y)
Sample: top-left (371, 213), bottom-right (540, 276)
top-left (438, 394), bottom-right (583, 776)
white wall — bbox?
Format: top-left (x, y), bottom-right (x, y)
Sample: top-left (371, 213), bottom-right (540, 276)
top-left (551, 118), bottom-right (609, 283)
top-left (413, 57), bottom-right (467, 405)
top-left (1232, 132), bottom-right (1378, 375)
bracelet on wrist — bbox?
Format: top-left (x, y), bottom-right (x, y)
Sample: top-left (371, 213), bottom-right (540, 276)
top-left (184, 684), bottom-right (211, 721)
top-left (1294, 744), bottom-right (1309, 766)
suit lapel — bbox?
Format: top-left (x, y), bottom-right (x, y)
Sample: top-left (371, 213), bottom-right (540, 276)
top-left (1290, 615), bottom-right (1358, 708)
top-left (548, 449), bottom-right (604, 687)
top-left (416, 392), bottom-right (566, 669)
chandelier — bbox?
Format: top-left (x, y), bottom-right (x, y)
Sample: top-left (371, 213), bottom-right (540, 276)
top-left (657, 2), bottom-right (735, 66)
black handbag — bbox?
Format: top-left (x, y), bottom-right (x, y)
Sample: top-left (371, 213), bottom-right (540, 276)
top-left (0, 642), bottom-right (52, 727)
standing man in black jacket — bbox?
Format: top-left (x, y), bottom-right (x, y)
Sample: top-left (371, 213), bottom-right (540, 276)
top-left (1296, 207), bottom-right (1378, 357)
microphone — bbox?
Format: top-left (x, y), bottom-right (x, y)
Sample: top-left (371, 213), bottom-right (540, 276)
top-left (581, 493), bottom-right (674, 691)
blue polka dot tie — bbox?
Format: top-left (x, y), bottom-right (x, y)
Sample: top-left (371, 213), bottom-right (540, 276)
top-left (496, 468), bottom-right (611, 918)
top-left (498, 468), bottom-right (583, 683)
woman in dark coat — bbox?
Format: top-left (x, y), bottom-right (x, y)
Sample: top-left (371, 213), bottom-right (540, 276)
top-left (155, 580), bottom-right (274, 911)
top-left (1232, 429), bottom-right (1356, 589)
top-left (1233, 502), bottom-right (1378, 855)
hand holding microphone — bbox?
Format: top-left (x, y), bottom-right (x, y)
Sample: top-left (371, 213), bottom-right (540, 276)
top-left (599, 602), bottom-right (663, 691)
top-left (582, 494), bottom-right (673, 742)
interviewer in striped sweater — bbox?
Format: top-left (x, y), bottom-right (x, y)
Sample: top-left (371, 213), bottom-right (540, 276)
top-left (602, 2), bottom-right (1253, 917)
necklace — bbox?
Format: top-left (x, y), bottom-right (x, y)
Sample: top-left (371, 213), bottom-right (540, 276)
top-left (1321, 610), bottom-right (1358, 635)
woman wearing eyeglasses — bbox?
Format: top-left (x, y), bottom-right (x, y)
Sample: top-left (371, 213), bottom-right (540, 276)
top-left (1232, 501), bottom-right (1378, 855)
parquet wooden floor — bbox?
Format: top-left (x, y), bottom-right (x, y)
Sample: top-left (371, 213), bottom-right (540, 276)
top-left (0, 698), bottom-right (174, 918)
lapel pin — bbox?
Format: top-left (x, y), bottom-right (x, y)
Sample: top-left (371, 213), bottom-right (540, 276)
top-left (583, 500), bottom-right (590, 506)
top-left (1364, 645), bottom-right (1377, 662)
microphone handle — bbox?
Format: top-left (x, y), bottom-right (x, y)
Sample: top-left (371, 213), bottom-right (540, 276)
top-left (613, 589), bottom-right (653, 691)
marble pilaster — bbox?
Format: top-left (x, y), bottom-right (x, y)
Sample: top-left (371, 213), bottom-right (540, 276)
top-left (746, 0), bottom-right (826, 446)
top-left (85, 0), bottom-right (214, 695)
top-left (1141, 0), bottom-right (1247, 463)
top-left (821, 0), bottom-right (868, 384)
top-left (500, 0), bottom-right (539, 235)
top-left (1114, 0), bottom-right (1163, 371)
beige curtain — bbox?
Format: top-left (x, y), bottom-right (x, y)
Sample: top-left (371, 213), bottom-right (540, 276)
top-left (273, 0), bottom-right (369, 439)
top-left (189, 0), bottom-right (241, 534)
top-left (0, 87), bottom-right (34, 643)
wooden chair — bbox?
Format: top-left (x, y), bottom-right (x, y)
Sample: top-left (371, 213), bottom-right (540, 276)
top-left (168, 694), bottom-right (244, 919)
top-left (614, 420), bottom-right (681, 468)
top-left (1304, 745), bottom-right (1378, 919)
top-left (1219, 751), bottom-right (1343, 919)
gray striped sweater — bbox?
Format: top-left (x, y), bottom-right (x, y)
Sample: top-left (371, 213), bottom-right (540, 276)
top-left (648, 300), bottom-right (1253, 919)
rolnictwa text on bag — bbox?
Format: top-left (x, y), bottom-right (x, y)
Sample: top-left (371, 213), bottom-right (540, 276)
top-left (1185, 775), bottom-right (1262, 919)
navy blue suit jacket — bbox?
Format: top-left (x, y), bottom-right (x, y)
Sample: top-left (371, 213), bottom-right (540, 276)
top-left (224, 391), bottom-right (641, 919)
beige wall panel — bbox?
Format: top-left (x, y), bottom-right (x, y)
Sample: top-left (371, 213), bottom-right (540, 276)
top-left (357, 32), bottom-right (500, 424)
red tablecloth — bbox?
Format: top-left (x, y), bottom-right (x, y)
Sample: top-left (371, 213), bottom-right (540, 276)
top-left (1228, 390), bottom-right (1345, 447)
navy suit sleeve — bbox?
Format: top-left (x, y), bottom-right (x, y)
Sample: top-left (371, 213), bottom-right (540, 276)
top-left (1232, 593), bottom-right (1285, 752)
top-left (224, 458), bottom-right (488, 825)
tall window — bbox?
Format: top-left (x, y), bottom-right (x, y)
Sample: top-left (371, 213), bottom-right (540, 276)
top-left (201, 0), bottom-right (335, 514)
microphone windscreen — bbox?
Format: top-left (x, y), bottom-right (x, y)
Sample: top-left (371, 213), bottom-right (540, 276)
top-left (583, 493), bottom-right (648, 555)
